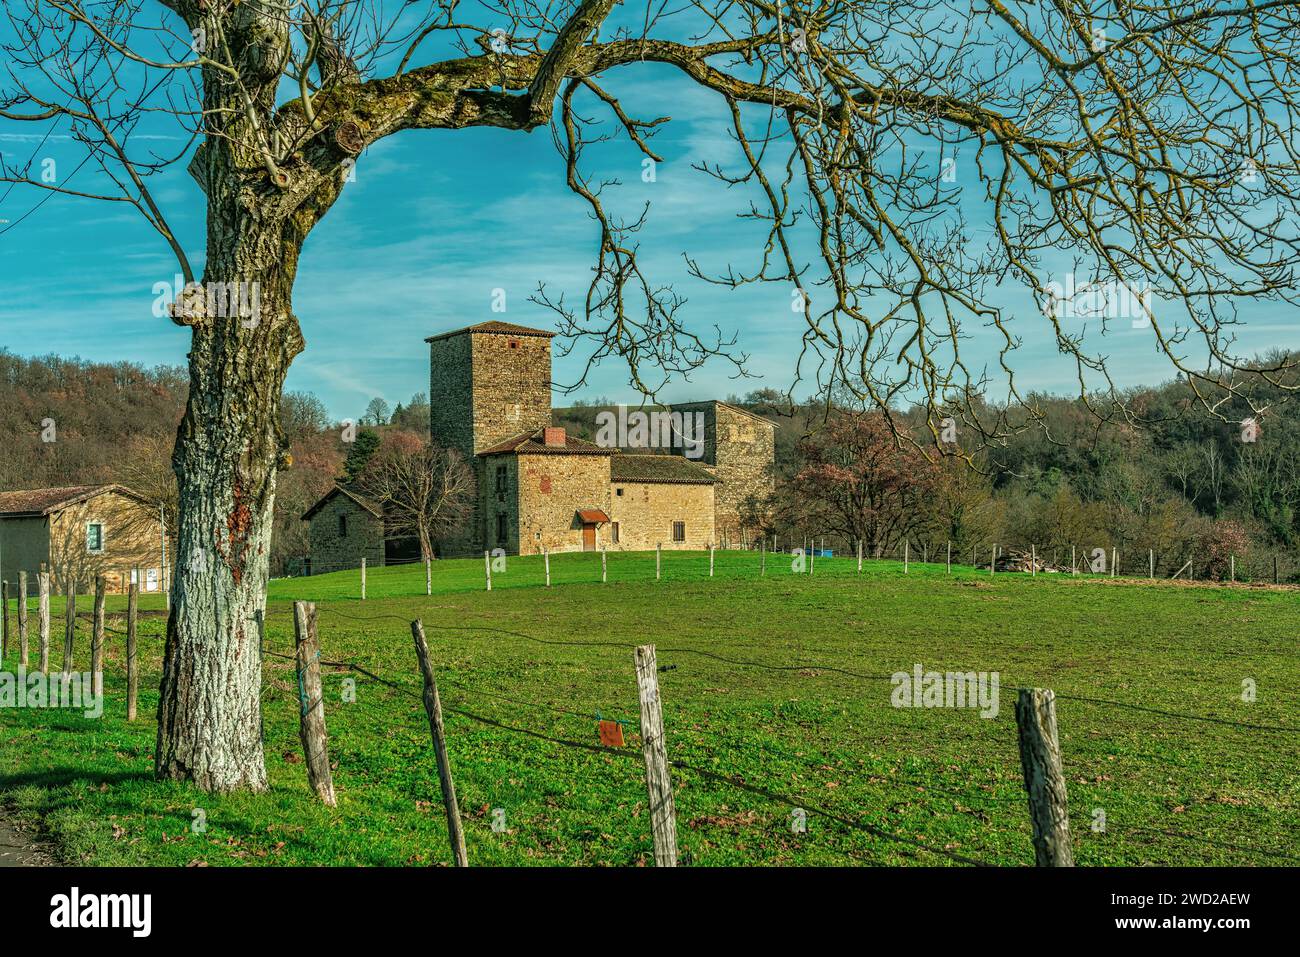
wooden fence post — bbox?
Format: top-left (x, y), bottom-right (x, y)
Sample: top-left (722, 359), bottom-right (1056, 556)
top-left (126, 583), bottom-right (138, 721)
top-left (709, 542), bottom-right (714, 577)
top-left (292, 601), bottom-right (337, 807)
top-left (410, 619), bottom-right (468, 867)
top-left (761, 539), bottom-right (766, 576)
top-left (92, 576), bottom-right (106, 697)
top-left (484, 551), bottom-right (492, 592)
top-left (857, 539), bottom-right (863, 573)
top-left (946, 541), bottom-right (951, 574)
top-left (1031, 545), bottom-right (1037, 576)
top-left (990, 545), bottom-right (997, 576)
top-left (17, 571), bottom-right (28, 670)
top-left (1149, 549), bottom-right (1154, 580)
top-left (809, 540), bottom-right (816, 575)
top-left (544, 547), bottom-right (551, 587)
top-left (1071, 545), bottom-right (1077, 577)
top-left (1274, 555), bottom-right (1279, 585)
top-left (360, 557), bottom-right (366, 600)
top-left (1015, 688), bottom-right (1075, 866)
top-left (602, 546), bottom-right (608, 583)
top-left (1230, 554), bottom-right (1235, 583)
top-left (655, 543), bottom-right (661, 580)
top-left (38, 572), bottom-right (49, 674)
top-left (63, 579), bottom-right (76, 676)
top-left (1110, 547), bottom-right (1117, 578)
top-left (426, 558), bottom-right (432, 596)
top-left (1, 580), bottom-right (8, 666)
top-left (634, 644), bottom-right (678, 867)
top-left (904, 541), bottom-right (909, 574)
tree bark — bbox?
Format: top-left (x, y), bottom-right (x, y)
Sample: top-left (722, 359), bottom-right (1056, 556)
top-left (154, 174), bottom-right (321, 790)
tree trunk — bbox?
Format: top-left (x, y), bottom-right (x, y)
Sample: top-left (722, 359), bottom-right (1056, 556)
top-left (154, 200), bottom-right (312, 790)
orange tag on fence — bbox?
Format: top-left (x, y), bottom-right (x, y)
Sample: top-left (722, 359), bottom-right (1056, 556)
top-left (598, 719), bottom-right (625, 748)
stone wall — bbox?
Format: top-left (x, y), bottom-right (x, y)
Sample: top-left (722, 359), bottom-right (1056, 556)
top-left (306, 495), bottom-right (385, 572)
top-left (480, 453), bottom-right (521, 556)
top-left (670, 401), bottom-right (775, 542)
top-left (516, 452), bottom-right (612, 554)
top-left (428, 332), bottom-right (476, 460)
top-left (607, 481), bottom-right (715, 550)
top-left (469, 332), bottom-right (552, 454)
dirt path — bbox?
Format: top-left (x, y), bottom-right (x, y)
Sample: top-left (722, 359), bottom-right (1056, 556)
top-left (0, 808), bottom-right (52, 867)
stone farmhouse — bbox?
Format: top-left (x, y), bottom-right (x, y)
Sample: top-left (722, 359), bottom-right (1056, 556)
top-left (426, 321), bottom-right (775, 557)
top-left (0, 484), bottom-right (165, 593)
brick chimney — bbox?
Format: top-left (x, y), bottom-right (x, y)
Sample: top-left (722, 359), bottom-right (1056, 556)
top-left (542, 426), bottom-right (566, 448)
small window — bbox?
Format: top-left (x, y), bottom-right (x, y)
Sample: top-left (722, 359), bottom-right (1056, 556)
top-left (616, 487), bottom-right (624, 496)
top-left (86, 522), bottom-right (104, 553)
top-left (338, 514), bottom-right (348, 538)
top-left (672, 521), bottom-right (685, 543)
top-left (495, 465), bottom-right (508, 494)
top-left (611, 522), bottom-right (620, 544)
top-left (509, 339), bottom-right (520, 349)
top-left (496, 513), bottom-right (508, 545)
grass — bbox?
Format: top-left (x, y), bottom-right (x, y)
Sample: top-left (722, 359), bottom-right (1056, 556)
top-left (1, 549), bottom-right (1296, 867)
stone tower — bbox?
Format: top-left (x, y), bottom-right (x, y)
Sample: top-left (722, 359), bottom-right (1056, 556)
top-left (669, 400), bottom-right (775, 543)
top-left (427, 321), bottom-right (555, 458)
top-left (426, 321), bottom-right (556, 554)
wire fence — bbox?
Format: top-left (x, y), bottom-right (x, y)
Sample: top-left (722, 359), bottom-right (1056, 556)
top-left (4, 572), bottom-right (1295, 866)
top-left (249, 600), bottom-right (1299, 867)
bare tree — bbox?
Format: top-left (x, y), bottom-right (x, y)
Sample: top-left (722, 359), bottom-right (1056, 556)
top-left (4, 1), bottom-right (1300, 790)
top-left (353, 432), bottom-right (475, 560)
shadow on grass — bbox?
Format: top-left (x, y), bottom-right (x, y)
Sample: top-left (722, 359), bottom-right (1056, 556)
top-left (0, 767), bottom-right (152, 793)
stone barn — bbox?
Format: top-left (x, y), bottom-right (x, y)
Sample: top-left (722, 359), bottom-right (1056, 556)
top-left (301, 485), bottom-right (386, 572)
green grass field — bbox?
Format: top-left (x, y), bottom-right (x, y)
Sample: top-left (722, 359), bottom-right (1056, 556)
top-left (1, 549), bottom-right (1296, 866)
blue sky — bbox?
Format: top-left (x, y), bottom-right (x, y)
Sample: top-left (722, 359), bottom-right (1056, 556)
top-left (2, 7), bottom-right (1297, 423)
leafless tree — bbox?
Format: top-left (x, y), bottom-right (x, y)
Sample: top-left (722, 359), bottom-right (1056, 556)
top-left (4, 0), bottom-right (1300, 790)
top-left (353, 433), bottom-right (476, 560)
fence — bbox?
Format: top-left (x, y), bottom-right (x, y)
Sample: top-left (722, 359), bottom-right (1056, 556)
top-left (4, 572), bottom-right (1296, 867)
top-left (248, 602), bottom-right (1298, 867)
top-left (265, 538), bottom-right (1300, 604)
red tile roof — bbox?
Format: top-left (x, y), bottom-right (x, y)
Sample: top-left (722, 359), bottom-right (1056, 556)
top-left (478, 428), bottom-right (612, 456)
top-left (576, 509), bottom-right (611, 524)
top-left (0, 485), bottom-right (145, 517)
top-left (424, 321), bottom-right (557, 343)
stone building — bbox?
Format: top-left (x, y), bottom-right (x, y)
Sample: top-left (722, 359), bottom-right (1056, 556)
top-left (426, 320), bottom-right (774, 556)
top-left (0, 485), bottom-right (164, 593)
top-left (300, 485), bottom-right (386, 573)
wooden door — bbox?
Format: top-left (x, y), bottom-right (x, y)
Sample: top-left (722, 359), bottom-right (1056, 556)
top-left (582, 524), bottom-right (596, 551)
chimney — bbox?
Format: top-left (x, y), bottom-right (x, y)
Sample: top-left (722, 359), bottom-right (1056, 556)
top-left (543, 426), bottom-right (566, 448)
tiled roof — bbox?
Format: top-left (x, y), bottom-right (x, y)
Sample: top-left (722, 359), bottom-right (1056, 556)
top-left (576, 509), bottom-right (611, 524)
top-left (610, 454), bottom-right (718, 485)
top-left (0, 485), bottom-right (141, 517)
top-left (478, 429), bottom-right (612, 456)
top-left (301, 485), bottom-right (384, 521)
top-left (424, 321), bottom-right (557, 343)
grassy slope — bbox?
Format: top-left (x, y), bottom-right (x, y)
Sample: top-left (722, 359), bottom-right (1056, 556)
top-left (1, 550), bottom-right (1296, 866)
